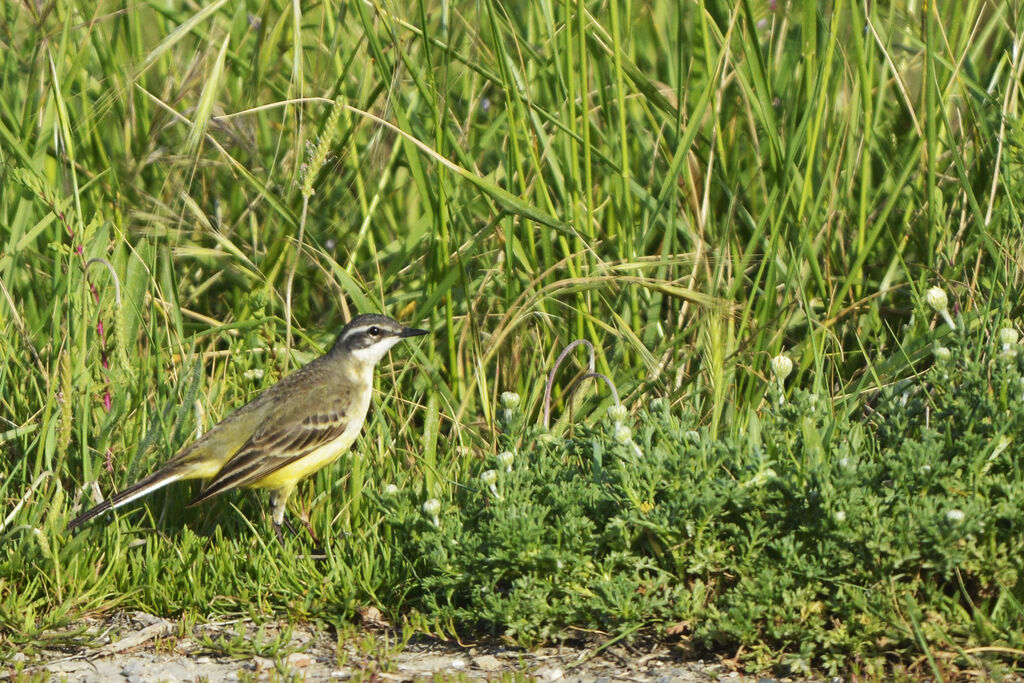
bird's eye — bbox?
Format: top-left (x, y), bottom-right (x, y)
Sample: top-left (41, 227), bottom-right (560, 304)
top-left (368, 326), bottom-right (381, 336)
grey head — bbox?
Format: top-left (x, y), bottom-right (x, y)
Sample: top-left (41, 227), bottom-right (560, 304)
top-left (329, 313), bottom-right (428, 365)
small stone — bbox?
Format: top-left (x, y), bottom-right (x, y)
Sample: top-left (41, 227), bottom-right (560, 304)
top-left (535, 666), bottom-right (565, 681)
top-left (253, 655), bottom-right (275, 671)
top-left (473, 654), bottom-right (501, 671)
top-left (131, 611), bottom-right (163, 626)
top-left (120, 659), bottom-right (147, 683)
top-left (285, 652), bottom-right (315, 668)
top-left (357, 605), bottom-right (390, 629)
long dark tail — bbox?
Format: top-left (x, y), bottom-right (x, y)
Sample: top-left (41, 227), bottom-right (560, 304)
top-left (66, 467), bottom-right (186, 531)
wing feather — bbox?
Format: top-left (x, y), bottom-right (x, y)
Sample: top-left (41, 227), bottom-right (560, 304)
top-left (188, 407), bottom-right (350, 506)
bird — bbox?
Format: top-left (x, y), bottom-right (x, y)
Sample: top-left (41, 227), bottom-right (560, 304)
top-left (66, 313), bottom-right (428, 542)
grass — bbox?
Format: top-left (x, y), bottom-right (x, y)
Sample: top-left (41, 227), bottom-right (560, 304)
top-left (2, 0), bottom-right (1024, 676)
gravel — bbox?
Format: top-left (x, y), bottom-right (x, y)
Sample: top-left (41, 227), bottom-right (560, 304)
top-left (7, 611), bottom-right (829, 682)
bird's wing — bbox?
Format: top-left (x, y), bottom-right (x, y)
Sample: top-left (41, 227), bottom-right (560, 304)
top-left (187, 399), bottom-right (352, 505)
top-left (67, 380), bottom-right (280, 530)
top-left (166, 398), bottom-right (272, 471)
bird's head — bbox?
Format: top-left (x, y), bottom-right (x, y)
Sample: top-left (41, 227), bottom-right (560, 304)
top-left (331, 313), bottom-right (428, 367)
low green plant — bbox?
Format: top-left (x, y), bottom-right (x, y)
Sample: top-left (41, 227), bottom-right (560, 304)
top-left (196, 621), bottom-right (300, 659)
top-left (380, 325), bottom-right (1024, 676)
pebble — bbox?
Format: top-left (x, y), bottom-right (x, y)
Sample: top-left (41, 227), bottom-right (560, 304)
top-left (474, 654), bottom-right (502, 671)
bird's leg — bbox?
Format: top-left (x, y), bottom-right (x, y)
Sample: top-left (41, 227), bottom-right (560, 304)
top-left (273, 521), bottom-right (286, 546)
top-left (269, 486), bottom-right (323, 552)
top-left (269, 490), bottom-right (293, 546)
top-left (269, 485), bottom-right (309, 546)
top-left (271, 515), bottom-right (300, 545)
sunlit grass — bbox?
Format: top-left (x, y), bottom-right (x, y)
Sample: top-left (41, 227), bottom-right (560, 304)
top-left (1, 0), bottom-right (1023, 675)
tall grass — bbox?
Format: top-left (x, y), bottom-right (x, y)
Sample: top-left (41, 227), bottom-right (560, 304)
top-left (1, 0), bottom-right (1022, 673)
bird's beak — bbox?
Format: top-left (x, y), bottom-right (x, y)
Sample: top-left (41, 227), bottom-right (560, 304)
top-left (400, 325), bottom-right (429, 338)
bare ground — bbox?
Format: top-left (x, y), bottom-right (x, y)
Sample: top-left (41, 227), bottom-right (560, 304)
top-left (4, 611), bottom-right (831, 682)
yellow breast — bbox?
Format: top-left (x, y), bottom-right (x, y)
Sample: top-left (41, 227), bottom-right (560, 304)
top-left (249, 379), bottom-right (372, 491)
top-left (251, 428), bottom-right (361, 489)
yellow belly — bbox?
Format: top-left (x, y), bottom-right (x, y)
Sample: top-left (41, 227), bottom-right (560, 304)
top-left (249, 430), bottom-right (360, 490)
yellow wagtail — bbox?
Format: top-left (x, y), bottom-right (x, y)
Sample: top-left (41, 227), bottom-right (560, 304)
top-left (66, 313), bottom-right (428, 541)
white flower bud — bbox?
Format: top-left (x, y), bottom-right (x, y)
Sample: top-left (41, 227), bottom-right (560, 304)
top-left (925, 287), bottom-right (948, 313)
top-left (946, 508), bottom-right (965, 523)
top-left (422, 498), bottom-right (441, 527)
top-left (480, 469), bottom-right (499, 496)
top-left (383, 484), bottom-right (399, 496)
top-left (925, 287), bottom-right (956, 330)
top-left (607, 403), bottom-right (628, 423)
top-left (613, 424), bottom-right (633, 444)
top-left (934, 345), bottom-right (951, 361)
top-left (771, 353), bottom-right (793, 382)
top-left (497, 451), bottom-right (515, 472)
top-left (999, 326), bottom-right (1019, 355)
top-left (499, 391), bottom-right (521, 410)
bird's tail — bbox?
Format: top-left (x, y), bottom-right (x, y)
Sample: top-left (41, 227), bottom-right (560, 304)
top-left (66, 467), bottom-right (185, 531)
